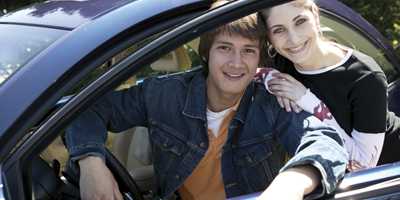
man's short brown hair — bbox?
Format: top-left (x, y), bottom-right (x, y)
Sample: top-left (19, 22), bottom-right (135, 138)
top-left (198, 1), bottom-right (267, 74)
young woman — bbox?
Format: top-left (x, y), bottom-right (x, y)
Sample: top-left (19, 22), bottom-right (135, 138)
top-left (257, 0), bottom-right (400, 171)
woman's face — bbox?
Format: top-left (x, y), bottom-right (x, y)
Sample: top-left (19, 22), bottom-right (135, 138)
top-left (265, 2), bottom-right (321, 67)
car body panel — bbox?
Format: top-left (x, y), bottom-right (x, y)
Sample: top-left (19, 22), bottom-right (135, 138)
top-left (0, 0), bottom-right (211, 156)
top-left (0, 0), bottom-right (206, 29)
top-left (0, 0), bottom-right (400, 199)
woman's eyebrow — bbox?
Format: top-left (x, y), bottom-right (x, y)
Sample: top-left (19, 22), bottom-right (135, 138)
top-left (293, 14), bottom-right (307, 22)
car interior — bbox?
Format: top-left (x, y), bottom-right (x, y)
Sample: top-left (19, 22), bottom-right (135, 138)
top-left (26, 10), bottom-right (400, 200)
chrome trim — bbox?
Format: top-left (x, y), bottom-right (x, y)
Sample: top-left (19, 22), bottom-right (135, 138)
top-left (0, 166), bottom-right (4, 200)
top-left (338, 162), bottom-right (400, 191)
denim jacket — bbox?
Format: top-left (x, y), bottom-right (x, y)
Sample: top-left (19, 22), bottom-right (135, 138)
top-left (66, 69), bottom-right (347, 199)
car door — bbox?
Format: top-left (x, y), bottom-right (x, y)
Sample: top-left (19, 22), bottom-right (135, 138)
top-left (0, 0), bottom-right (287, 199)
top-left (1, 0), bottom-right (400, 199)
top-left (0, 3), bottom-right (214, 200)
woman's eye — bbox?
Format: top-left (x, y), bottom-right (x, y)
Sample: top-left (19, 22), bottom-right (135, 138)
top-left (295, 18), bottom-right (307, 26)
top-left (272, 27), bottom-right (284, 34)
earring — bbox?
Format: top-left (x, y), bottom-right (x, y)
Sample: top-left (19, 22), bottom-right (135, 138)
top-left (267, 45), bottom-right (277, 58)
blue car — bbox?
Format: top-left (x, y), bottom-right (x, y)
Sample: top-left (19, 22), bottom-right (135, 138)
top-left (1, 0), bottom-right (400, 199)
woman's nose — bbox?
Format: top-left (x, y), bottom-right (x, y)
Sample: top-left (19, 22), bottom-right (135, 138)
top-left (287, 29), bottom-right (301, 45)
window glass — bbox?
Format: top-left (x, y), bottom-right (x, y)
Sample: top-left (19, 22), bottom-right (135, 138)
top-left (39, 31), bottom-right (201, 176)
top-left (0, 24), bottom-right (67, 85)
top-left (107, 38), bottom-right (201, 193)
top-left (39, 33), bottom-right (168, 174)
top-left (320, 13), bottom-right (398, 82)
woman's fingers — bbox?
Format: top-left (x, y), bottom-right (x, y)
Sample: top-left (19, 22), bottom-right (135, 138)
top-left (268, 80), bottom-right (296, 100)
top-left (290, 100), bottom-right (302, 113)
top-left (282, 97), bottom-right (292, 112)
top-left (268, 73), bottom-right (307, 101)
top-left (271, 72), bottom-right (297, 83)
top-left (277, 96), bottom-right (285, 108)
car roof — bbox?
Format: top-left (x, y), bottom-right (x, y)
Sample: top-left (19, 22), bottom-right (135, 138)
top-left (0, 0), bottom-right (211, 143)
top-left (0, 0), bottom-right (206, 30)
top-left (0, 0), bottom-right (130, 29)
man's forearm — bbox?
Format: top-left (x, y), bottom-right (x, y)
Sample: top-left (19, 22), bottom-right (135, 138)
top-left (259, 165), bottom-right (321, 199)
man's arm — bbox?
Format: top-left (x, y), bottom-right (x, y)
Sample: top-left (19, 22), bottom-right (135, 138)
top-left (259, 166), bottom-right (320, 199)
top-left (78, 156), bottom-right (123, 200)
top-left (65, 84), bottom-right (148, 161)
top-left (271, 105), bottom-right (348, 198)
top-left (65, 83), bottom-right (148, 200)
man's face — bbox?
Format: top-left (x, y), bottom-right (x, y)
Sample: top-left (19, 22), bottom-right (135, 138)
top-left (207, 32), bottom-right (260, 98)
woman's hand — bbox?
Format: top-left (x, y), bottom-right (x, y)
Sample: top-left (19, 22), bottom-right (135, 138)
top-left (276, 95), bottom-right (302, 113)
top-left (267, 73), bottom-right (307, 102)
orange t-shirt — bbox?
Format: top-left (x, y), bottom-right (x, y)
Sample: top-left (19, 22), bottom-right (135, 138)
top-left (178, 109), bottom-right (236, 200)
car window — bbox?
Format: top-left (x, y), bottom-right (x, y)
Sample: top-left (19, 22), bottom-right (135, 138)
top-left (66, 31), bottom-right (167, 95)
top-left (0, 24), bottom-right (67, 85)
top-left (37, 38), bottom-right (202, 199)
top-left (320, 13), bottom-right (398, 82)
top-left (103, 38), bottom-right (202, 193)
top-left (40, 31), bottom-right (201, 170)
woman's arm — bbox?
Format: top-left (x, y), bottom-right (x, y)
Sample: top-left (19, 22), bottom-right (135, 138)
top-left (258, 69), bottom-right (384, 170)
top-left (296, 89), bottom-right (385, 170)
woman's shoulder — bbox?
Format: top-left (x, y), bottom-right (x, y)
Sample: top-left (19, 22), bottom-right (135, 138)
top-left (346, 50), bottom-right (384, 75)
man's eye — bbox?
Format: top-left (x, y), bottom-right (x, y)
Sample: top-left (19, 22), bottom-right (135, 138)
top-left (218, 46), bottom-right (230, 51)
top-left (243, 49), bottom-right (256, 54)
top-left (295, 18), bottom-right (307, 26)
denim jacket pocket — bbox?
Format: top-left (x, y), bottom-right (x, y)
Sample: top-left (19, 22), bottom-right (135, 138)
top-left (150, 122), bottom-right (187, 176)
top-left (233, 142), bottom-right (275, 192)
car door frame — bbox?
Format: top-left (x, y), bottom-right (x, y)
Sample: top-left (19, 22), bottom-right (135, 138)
top-left (1, 0), bottom-right (291, 199)
top-left (3, 0), bottom-right (400, 199)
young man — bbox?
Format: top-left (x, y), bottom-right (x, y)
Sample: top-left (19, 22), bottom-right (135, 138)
top-left (65, 9), bottom-right (347, 200)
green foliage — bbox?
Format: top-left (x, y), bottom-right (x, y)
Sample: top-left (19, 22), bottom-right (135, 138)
top-left (0, 0), bottom-right (45, 14)
top-left (339, 0), bottom-right (400, 52)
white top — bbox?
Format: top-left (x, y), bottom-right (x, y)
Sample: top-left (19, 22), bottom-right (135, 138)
top-left (207, 107), bottom-right (232, 137)
top-left (294, 48), bottom-right (353, 75)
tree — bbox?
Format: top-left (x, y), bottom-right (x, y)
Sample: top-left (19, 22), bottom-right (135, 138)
top-left (339, 0), bottom-right (400, 52)
top-left (0, 0), bottom-right (45, 14)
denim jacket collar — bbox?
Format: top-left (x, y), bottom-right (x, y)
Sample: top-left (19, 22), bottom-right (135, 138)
top-left (234, 81), bottom-right (255, 124)
top-left (182, 71), bottom-right (255, 125)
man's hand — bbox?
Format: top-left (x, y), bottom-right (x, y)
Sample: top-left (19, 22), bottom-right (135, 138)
top-left (258, 166), bottom-right (320, 200)
top-left (79, 156), bottom-right (123, 200)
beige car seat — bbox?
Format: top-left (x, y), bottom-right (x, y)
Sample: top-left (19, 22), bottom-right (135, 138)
top-left (112, 127), bottom-right (154, 191)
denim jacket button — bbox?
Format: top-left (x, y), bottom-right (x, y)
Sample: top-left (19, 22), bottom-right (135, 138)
top-left (199, 142), bottom-right (206, 148)
top-left (246, 156), bottom-right (252, 163)
top-left (175, 175), bottom-right (180, 179)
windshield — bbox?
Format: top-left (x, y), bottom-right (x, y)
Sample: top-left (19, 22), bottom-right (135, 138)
top-left (0, 24), bottom-right (67, 85)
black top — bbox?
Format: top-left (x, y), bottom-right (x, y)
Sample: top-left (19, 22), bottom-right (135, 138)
top-left (275, 50), bottom-right (388, 135)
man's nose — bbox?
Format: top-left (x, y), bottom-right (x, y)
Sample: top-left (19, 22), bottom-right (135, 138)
top-left (229, 50), bottom-right (243, 67)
